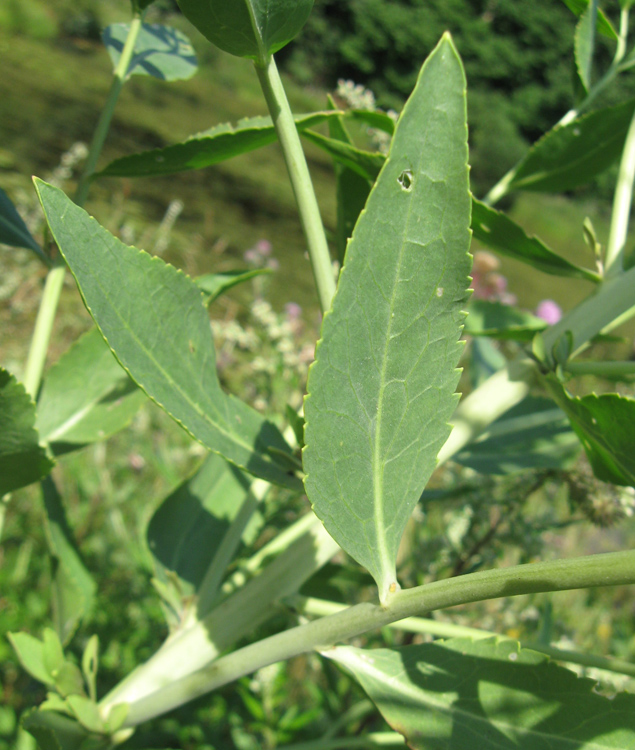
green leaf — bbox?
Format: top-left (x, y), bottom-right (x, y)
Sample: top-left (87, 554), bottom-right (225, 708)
top-left (42, 628), bottom-right (65, 676)
top-left (81, 636), bottom-right (99, 703)
top-left (454, 396), bottom-right (581, 475)
top-left (348, 109), bottom-right (396, 136)
top-left (35, 180), bottom-right (299, 489)
top-left (7, 632), bottom-right (55, 686)
top-left (147, 453), bottom-right (255, 601)
top-left (328, 638), bottom-right (635, 749)
top-left (326, 94), bottom-right (373, 265)
top-left (98, 111), bottom-right (340, 178)
top-left (301, 130), bottom-right (385, 181)
top-left (66, 696), bottom-right (104, 734)
top-left (22, 709), bottom-right (106, 750)
top-left (472, 199), bottom-right (601, 282)
top-left (508, 98), bottom-right (635, 194)
top-left (36, 328), bottom-right (146, 456)
top-left (132, 0), bottom-right (158, 11)
top-left (103, 23), bottom-right (198, 82)
top-left (303, 35), bottom-right (471, 603)
top-left (176, 0), bottom-right (314, 64)
top-left (0, 186), bottom-right (46, 262)
top-left (195, 268), bottom-right (272, 305)
top-left (0, 368), bottom-right (53, 495)
top-left (559, 0), bottom-right (618, 39)
top-left (465, 300), bottom-right (548, 342)
top-left (574, 4), bottom-right (596, 92)
top-left (42, 477), bottom-right (97, 644)
top-left (545, 382), bottom-right (635, 486)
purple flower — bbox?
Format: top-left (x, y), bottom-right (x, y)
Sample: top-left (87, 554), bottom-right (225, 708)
top-left (285, 302), bottom-right (302, 321)
top-left (535, 299), bottom-right (562, 325)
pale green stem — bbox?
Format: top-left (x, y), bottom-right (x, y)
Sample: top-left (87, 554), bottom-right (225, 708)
top-left (255, 56), bottom-right (336, 314)
top-left (566, 360), bottom-right (635, 378)
top-left (281, 733), bottom-right (405, 750)
top-left (23, 13), bottom-right (144, 398)
top-left (293, 596), bottom-right (635, 678)
top-left (100, 519), bottom-right (338, 712)
top-left (605, 104), bottom-right (635, 277)
top-left (115, 549), bottom-right (635, 726)
top-left (483, 8), bottom-right (629, 206)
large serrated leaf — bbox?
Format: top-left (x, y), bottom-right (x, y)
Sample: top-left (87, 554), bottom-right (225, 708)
top-left (0, 368), bottom-right (53, 495)
top-left (328, 638), bottom-right (635, 749)
top-left (98, 112), bottom-right (341, 179)
top-left (176, 0), bottom-right (314, 63)
top-left (103, 23), bottom-right (198, 82)
top-left (508, 98), bottom-right (635, 194)
top-left (472, 199), bottom-right (600, 282)
top-left (36, 327), bottom-right (146, 455)
top-left (303, 35), bottom-right (472, 603)
top-left (35, 180), bottom-right (299, 490)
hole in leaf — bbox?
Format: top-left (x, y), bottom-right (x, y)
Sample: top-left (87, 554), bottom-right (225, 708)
top-left (398, 169), bottom-right (413, 191)
top-left (436, 287), bottom-right (444, 298)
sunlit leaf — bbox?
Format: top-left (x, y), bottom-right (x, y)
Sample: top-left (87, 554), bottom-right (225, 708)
top-left (98, 111), bottom-right (341, 178)
top-left (304, 35), bottom-right (472, 602)
top-left (36, 180), bottom-right (300, 489)
top-left (103, 23), bottom-right (198, 81)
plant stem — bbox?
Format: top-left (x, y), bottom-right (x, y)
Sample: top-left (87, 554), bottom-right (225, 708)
top-left (293, 596), bottom-right (635, 678)
top-left (116, 549), bottom-right (635, 726)
top-left (566, 360), bottom-right (635, 378)
top-left (605, 107), bottom-right (635, 277)
top-left (23, 13), bottom-right (144, 398)
top-left (255, 56), bottom-right (336, 314)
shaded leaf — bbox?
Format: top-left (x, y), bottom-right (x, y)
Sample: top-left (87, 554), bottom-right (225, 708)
top-left (348, 109), bottom-right (396, 135)
top-left (465, 300), bottom-right (547, 342)
top-left (304, 36), bottom-right (472, 602)
top-left (176, 0), bottom-right (314, 63)
top-left (0, 368), bottom-right (53, 495)
top-left (574, 4), bottom-right (596, 91)
top-left (22, 709), bottom-right (106, 750)
top-left (147, 453), bottom-right (257, 603)
top-left (454, 396), bottom-right (581, 475)
top-left (103, 23), bottom-right (198, 82)
top-left (42, 477), bottom-right (97, 644)
top-left (545, 381), bottom-right (635, 486)
top-left (36, 180), bottom-right (299, 489)
top-left (508, 98), bottom-right (635, 194)
top-left (98, 111), bottom-right (341, 178)
top-left (328, 638), bottom-right (635, 749)
top-left (0, 186), bottom-right (46, 261)
top-left (472, 200), bottom-right (600, 282)
top-left (36, 327), bottom-right (146, 456)
top-left (326, 94), bottom-right (372, 265)
top-left (559, 0), bottom-right (618, 39)
top-left (195, 268), bottom-right (271, 305)
top-left (301, 130), bottom-right (385, 181)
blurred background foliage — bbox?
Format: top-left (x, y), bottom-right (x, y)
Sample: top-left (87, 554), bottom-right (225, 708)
top-left (2, 1), bottom-right (635, 749)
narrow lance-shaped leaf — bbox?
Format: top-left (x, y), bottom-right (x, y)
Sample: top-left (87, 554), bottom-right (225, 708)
top-left (0, 368), bottom-right (54, 495)
top-left (98, 111), bottom-right (341, 179)
top-left (328, 639), bottom-right (635, 749)
top-left (507, 98), bottom-right (635, 194)
top-left (35, 179), bottom-right (299, 490)
top-left (472, 199), bottom-right (600, 282)
top-left (176, 0), bottom-right (314, 64)
top-left (103, 23), bottom-right (198, 82)
top-left (195, 268), bottom-right (272, 305)
top-left (574, 3), bottom-right (597, 92)
top-left (559, 0), bottom-right (618, 39)
top-left (303, 35), bottom-right (472, 603)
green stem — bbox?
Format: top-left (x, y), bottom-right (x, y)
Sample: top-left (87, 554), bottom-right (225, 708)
top-left (23, 13), bottom-right (144, 397)
top-left (114, 549), bottom-right (635, 726)
top-left (566, 360), bottom-right (635, 378)
top-left (280, 733), bottom-right (405, 750)
top-left (255, 56), bottom-right (336, 314)
top-left (293, 596), bottom-right (635, 678)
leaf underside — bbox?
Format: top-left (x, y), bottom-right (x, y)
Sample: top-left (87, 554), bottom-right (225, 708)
top-left (303, 35), bottom-right (472, 602)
